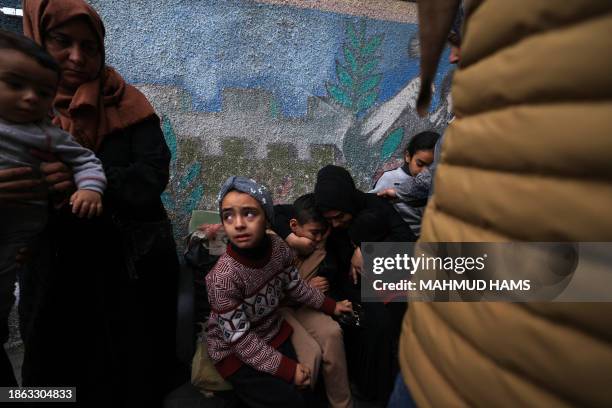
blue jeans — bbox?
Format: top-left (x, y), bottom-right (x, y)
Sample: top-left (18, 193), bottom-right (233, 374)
top-left (387, 372), bottom-right (417, 408)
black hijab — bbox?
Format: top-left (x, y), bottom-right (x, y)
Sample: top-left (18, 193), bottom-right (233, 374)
top-left (314, 165), bottom-right (358, 215)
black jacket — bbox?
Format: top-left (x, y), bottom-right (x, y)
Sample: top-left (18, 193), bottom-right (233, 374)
top-left (98, 117), bottom-right (171, 222)
top-left (23, 118), bottom-right (180, 406)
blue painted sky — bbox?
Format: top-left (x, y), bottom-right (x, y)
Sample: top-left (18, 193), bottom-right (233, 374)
top-left (94, 0), bottom-right (452, 117)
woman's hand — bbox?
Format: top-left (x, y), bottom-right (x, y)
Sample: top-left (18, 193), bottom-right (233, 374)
top-left (197, 223), bottom-right (224, 240)
top-left (334, 299), bottom-right (353, 316)
top-left (309, 276), bottom-right (329, 293)
top-left (0, 167), bottom-right (44, 204)
top-left (350, 246), bottom-right (363, 284)
top-left (293, 363), bottom-right (311, 388)
top-left (31, 150), bottom-right (74, 194)
top-left (0, 151), bottom-right (75, 206)
top-left (30, 150), bottom-right (75, 208)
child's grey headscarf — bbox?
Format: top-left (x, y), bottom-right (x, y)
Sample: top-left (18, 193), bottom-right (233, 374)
top-left (217, 176), bottom-right (274, 223)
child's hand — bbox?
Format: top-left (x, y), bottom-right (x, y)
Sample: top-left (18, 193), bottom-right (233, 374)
top-left (309, 276), bottom-right (329, 293)
top-left (377, 188), bottom-right (397, 199)
top-left (334, 299), bottom-right (353, 316)
top-left (286, 233), bottom-right (317, 256)
top-left (294, 363), bottom-right (311, 388)
top-left (70, 189), bottom-right (103, 218)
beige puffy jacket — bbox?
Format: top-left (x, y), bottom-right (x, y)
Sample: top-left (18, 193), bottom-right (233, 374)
top-left (400, 1), bottom-right (612, 406)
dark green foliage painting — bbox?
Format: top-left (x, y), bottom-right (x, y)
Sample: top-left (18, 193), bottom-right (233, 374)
top-left (327, 19), bottom-right (384, 117)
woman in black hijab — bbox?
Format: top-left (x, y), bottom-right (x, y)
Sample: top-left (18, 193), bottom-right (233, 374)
top-left (315, 165), bottom-right (414, 293)
top-left (314, 165), bottom-right (413, 404)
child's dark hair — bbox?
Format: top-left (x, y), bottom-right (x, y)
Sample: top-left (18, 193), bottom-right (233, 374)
top-left (0, 29), bottom-right (60, 77)
top-left (405, 131), bottom-right (440, 157)
top-left (294, 193), bottom-right (327, 226)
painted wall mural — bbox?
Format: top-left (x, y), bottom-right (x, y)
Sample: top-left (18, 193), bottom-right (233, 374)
top-left (87, 0), bottom-right (454, 237)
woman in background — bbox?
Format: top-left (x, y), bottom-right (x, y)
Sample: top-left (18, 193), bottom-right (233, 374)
top-left (21, 0), bottom-right (182, 406)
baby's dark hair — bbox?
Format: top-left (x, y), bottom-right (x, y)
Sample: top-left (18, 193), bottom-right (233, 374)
top-left (293, 193), bottom-right (327, 226)
top-left (405, 131), bottom-right (440, 157)
top-left (0, 30), bottom-right (60, 77)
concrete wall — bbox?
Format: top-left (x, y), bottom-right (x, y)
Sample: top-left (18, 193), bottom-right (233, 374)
top-left (3, 0), bottom-right (454, 235)
top-left (87, 0), bottom-right (454, 235)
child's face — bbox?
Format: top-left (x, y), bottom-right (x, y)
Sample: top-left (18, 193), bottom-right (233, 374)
top-left (290, 220), bottom-right (327, 244)
top-left (0, 48), bottom-right (57, 124)
top-left (221, 191), bottom-right (267, 249)
top-left (405, 149), bottom-right (435, 176)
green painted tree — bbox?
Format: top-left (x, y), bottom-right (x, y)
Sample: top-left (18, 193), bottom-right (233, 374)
top-left (326, 19), bottom-right (384, 117)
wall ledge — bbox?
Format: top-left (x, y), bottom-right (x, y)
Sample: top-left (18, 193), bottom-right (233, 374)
top-left (253, 0), bottom-right (417, 23)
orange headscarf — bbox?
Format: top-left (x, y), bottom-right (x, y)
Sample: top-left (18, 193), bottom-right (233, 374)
top-left (22, 0), bottom-right (158, 152)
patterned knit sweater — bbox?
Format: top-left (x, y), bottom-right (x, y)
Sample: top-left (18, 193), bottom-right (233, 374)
top-left (206, 233), bottom-right (336, 382)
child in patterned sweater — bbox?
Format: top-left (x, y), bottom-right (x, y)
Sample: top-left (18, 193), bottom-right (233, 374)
top-left (206, 176), bottom-right (352, 407)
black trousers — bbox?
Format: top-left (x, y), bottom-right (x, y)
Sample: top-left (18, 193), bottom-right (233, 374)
top-left (21, 213), bottom-right (183, 408)
top-left (226, 339), bottom-right (316, 408)
top-left (344, 301), bottom-right (406, 404)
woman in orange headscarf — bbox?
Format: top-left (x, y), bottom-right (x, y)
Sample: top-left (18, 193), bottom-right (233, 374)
top-left (21, 1), bottom-right (183, 406)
